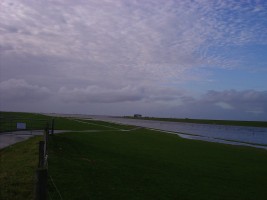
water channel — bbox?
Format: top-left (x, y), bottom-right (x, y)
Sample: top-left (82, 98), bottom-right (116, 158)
top-left (93, 116), bottom-right (267, 150)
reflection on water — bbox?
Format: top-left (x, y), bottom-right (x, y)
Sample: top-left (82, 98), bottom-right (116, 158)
top-left (94, 117), bottom-right (267, 149)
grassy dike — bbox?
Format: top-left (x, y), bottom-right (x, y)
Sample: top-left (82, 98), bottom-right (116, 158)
top-left (126, 116), bottom-right (267, 127)
top-left (48, 128), bottom-right (267, 200)
top-left (0, 136), bottom-right (42, 200)
top-left (1, 112), bottom-right (267, 199)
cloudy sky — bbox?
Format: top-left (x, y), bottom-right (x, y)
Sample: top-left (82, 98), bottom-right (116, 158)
top-left (1, 0), bottom-right (267, 120)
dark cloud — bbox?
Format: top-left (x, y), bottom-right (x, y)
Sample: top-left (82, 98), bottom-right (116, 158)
top-left (58, 85), bottom-right (184, 104)
top-left (203, 90), bottom-right (267, 113)
top-left (0, 79), bottom-right (51, 102)
top-left (174, 90), bottom-right (267, 120)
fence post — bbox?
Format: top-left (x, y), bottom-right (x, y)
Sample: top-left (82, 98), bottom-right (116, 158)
top-left (44, 123), bottom-right (49, 154)
top-left (38, 141), bottom-right (45, 168)
top-left (35, 127), bottom-right (49, 200)
top-left (51, 119), bottom-right (54, 135)
top-left (35, 168), bottom-right (48, 200)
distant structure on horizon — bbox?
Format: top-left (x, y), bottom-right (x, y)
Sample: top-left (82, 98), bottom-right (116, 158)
top-left (134, 114), bottom-right (142, 118)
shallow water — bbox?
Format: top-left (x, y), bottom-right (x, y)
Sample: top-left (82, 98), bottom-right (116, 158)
top-left (93, 117), bottom-right (267, 148)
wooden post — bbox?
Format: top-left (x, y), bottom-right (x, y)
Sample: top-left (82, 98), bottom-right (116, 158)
top-left (51, 119), bottom-right (54, 135)
top-left (35, 168), bottom-right (48, 200)
top-left (44, 122), bottom-right (49, 154)
top-left (38, 141), bottom-right (45, 168)
top-left (10, 118), bottom-right (12, 132)
top-left (45, 130), bottom-right (48, 154)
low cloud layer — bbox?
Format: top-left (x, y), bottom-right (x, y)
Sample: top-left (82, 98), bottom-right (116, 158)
top-left (178, 90), bottom-right (267, 119)
top-left (58, 85), bottom-right (184, 103)
top-left (0, 79), bottom-right (51, 102)
top-left (203, 90), bottom-right (267, 113)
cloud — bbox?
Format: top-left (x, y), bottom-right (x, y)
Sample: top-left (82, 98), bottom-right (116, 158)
top-left (176, 89), bottom-right (267, 119)
top-left (0, 79), bottom-right (51, 102)
top-left (59, 85), bottom-right (184, 103)
top-left (0, 0), bottom-right (266, 120)
top-left (203, 89), bottom-right (267, 114)
top-left (59, 86), bottom-right (143, 103)
top-left (1, 0), bottom-right (266, 85)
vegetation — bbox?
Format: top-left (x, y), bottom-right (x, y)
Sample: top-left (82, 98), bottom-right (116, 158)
top-left (0, 112), bottom-right (134, 200)
top-left (126, 116), bottom-right (267, 127)
top-left (48, 130), bottom-right (267, 200)
top-left (1, 111), bottom-right (267, 200)
top-left (0, 111), bottom-right (50, 119)
top-left (53, 117), bottom-right (135, 131)
top-left (0, 111), bottom-right (52, 133)
top-left (0, 111), bottom-right (135, 132)
top-left (0, 136), bottom-right (42, 200)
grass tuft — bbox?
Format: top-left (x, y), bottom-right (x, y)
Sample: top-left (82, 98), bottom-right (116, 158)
top-left (0, 136), bottom-right (41, 200)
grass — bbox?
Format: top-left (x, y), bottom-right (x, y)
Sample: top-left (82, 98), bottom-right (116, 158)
top-left (0, 111), bottom-right (52, 133)
top-left (0, 136), bottom-right (42, 200)
top-left (53, 117), bottom-right (133, 131)
top-left (48, 129), bottom-right (267, 200)
top-left (1, 111), bottom-right (267, 200)
top-left (0, 111), bottom-right (50, 119)
top-left (126, 116), bottom-right (267, 127)
top-left (0, 111), bottom-right (131, 132)
top-left (0, 112), bottom-right (135, 200)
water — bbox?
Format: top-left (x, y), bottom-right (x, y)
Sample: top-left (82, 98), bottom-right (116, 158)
top-left (92, 117), bottom-right (267, 149)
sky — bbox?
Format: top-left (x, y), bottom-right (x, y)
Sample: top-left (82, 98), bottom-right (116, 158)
top-left (1, 0), bottom-right (267, 121)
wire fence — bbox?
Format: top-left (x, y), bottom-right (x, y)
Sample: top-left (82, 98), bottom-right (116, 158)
top-left (0, 115), bottom-right (57, 200)
top-left (47, 175), bottom-right (63, 200)
top-left (34, 121), bottom-right (63, 200)
top-left (35, 120), bottom-right (61, 200)
top-left (0, 117), bottom-right (54, 134)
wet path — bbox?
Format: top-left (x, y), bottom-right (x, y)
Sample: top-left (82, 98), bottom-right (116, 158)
top-left (0, 130), bottom-right (66, 150)
top-left (0, 131), bottom-right (42, 149)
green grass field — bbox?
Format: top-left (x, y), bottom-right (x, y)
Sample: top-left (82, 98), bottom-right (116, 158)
top-left (0, 112), bottom-right (52, 132)
top-left (0, 136), bottom-right (42, 200)
top-left (48, 129), bottom-right (267, 200)
top-left (1, 112), bottom-right (267, 200)
top-left (0, 111), bottom-right (135, 132)
top-left (126, 116), bottom-right (267, 127)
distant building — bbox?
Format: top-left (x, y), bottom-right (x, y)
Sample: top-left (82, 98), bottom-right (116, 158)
top-left (134, 114), bottom-right (142, 118)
